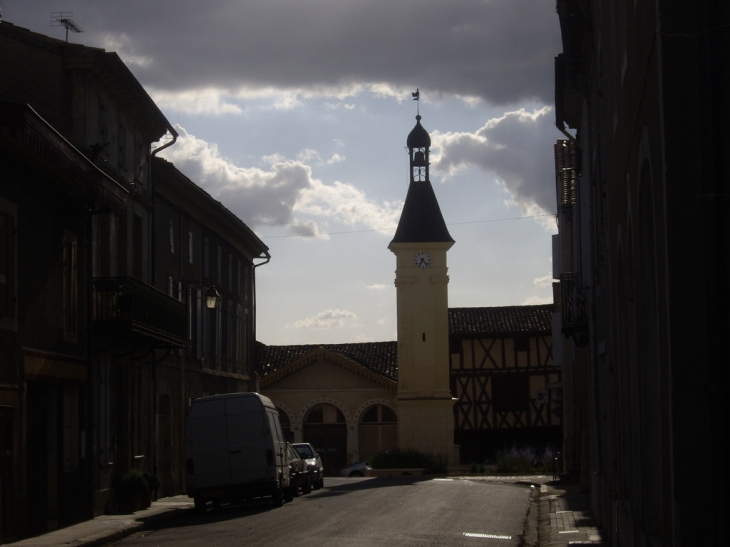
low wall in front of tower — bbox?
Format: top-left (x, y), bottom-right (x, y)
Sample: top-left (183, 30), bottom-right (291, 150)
top-left (394, 397), bottom-right (459, 465)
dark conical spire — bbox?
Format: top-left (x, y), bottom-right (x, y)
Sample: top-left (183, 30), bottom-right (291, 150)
top-left (391, 113), bottom-right (453, 244)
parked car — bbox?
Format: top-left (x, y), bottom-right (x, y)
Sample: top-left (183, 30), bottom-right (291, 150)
top-left (339, 460), bottom-right (370, 477)
top-left (292, 442), bottom-right (324, 490)
top-left (185, 393), bottom-right (291, 511)
top-left (286, 442), bottom-right (312, 498)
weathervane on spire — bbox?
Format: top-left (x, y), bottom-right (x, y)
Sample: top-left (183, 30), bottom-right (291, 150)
top-left (412, 88), bottom-right (420, 115)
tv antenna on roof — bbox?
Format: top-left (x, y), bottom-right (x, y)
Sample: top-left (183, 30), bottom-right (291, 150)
top-left (50, 12), bottom-right (84, 42)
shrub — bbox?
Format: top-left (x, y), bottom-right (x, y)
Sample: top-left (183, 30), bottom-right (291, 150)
top-left (114, 471), bottom-right (149, 497)
top-left (114, 471), bottom-right (159, 496)
top-left (369, 449), bottom-right (448, 474)
top-left (468, 463), bottom-right (487, 474)
top-left (495, 445), bottom-right (537, 473)
top-left (143, 472), bottom-right (160, 491)
top-left (538, 445), bottom-right (559, 471)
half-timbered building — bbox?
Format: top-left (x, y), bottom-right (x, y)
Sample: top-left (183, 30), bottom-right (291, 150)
top-left (449, 305), bottom-right (561, 464)
top-left (255, 304), bottom-right (561, 470)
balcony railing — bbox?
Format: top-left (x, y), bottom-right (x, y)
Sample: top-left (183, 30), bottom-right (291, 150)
top-left (560, 272), bottom-right (589, 347)
top-left (93, 277), bottom-right (186, 347)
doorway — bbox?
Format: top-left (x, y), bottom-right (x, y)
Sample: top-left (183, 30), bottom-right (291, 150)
top-left (302, 404), bottom-right (347, 475)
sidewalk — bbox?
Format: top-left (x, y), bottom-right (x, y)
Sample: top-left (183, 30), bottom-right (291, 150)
top-left (8, 496), bottom-right (195, 547)
top-left (539, 480), bottom-right (607, 546)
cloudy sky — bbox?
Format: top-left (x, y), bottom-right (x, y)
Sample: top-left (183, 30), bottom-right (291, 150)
top-left (4, 0), bottom-right (562, 345)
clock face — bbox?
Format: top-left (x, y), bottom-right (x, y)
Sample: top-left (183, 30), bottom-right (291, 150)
top-left (414, 251), bottom-right (431, 269)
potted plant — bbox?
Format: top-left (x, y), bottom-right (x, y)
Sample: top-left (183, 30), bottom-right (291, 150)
top-left (141, 472), bottom-right (160, 508)
top-left (114, 471), bottom-right (149, 513)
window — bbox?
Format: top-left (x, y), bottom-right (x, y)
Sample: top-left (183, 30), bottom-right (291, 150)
top-left (203, 237), bottom-right (209, 279)
top-left (0, 199), bottom-right (17, 329)
top-left (63, 231), bottom-right (78, 340)
top-left (62, 385), bottom-right (80, 471)
top-left (133, 136), bottom-right (146, 185)
top-left (118, 117), bottom-right (128, 172)
top-left (132, 213), bottom-right (144, 279)
top-left (217, 246), bottom-right (222, 286)
top-left (188, 232), bottom-right (194, 264)
top-left (306, 405), bottom-right (345, 424)
top-left (361, 405), bottom-right (396, 423)
top-left (237, 260), bottom-right (241, 294)
top-left (99, 358), bottom-right (112, 464)
top-left (99, 96), bottom-right (109, 150)
top-left (169, 220), bottom-right (174, 254)
top-left (228, 253), bottom-right (233, 292)
top-left (492, 374), bottom-right (529, 412)
top-left (514, 336), bottom-right (530, 352)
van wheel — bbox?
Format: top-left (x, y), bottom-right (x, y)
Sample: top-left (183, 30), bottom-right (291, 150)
top-left (272, 490), bottom-right (284, 507)
top-left (319, 478), bottom-right (325, 489)
top-left (284, 486), bottom-right (294, 502)
top-left (194, 496), bottom-right (206, 513)
top-left (302, 477), bottom-right (312, 495)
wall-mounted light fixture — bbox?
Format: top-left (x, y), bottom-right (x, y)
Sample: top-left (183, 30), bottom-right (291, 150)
top-left (204, 285), bottom-right (220, 310)
top-left (189, 282), bottom-right (221, 310)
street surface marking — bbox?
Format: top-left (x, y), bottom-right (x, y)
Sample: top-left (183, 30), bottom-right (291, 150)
top-left (463, 532), bottom-right (512, 539)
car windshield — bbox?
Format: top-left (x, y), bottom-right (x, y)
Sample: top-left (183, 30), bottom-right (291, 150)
top-left (295, 445), bottom-right (315, 458)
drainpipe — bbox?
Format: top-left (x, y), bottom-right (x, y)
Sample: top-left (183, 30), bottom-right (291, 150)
top-left (151, 126), bottom-right (178, 290)
top-left (149, 125), bottom-right (177, 483)
top-left (252, 252), bottom-right (271, 391)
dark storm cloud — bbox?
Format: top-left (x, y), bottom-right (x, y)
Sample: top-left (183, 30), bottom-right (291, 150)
top-left (8, 0), bottom-right (560, 105)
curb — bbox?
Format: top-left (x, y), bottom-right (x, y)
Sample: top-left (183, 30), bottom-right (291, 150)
top-left (537, 485), bottom-right (553, 546)
top-left (8, 500), bottom-right (196, 547)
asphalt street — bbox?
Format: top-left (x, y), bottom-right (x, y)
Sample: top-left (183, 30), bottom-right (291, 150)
top-left (111, 477), bottom-right (535, 547)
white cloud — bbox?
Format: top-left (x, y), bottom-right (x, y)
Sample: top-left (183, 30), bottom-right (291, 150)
top-left (326, 154), bottom-right (345, 165)
top-left (533, 275), bottom-right (553, 288)
top-left (366, 284), bottom-right (387, 290)
top-left (159, 126), bottom-right (401, 237)
top-left (521, 295), bottom-right (553, 306)
top-left (149, 88), bottom-right (245, 115)
top-left (431, 107), bottom-right (559, 217)
top-left (295, 150), bottom-right (345, 166)
top-left (289, 309), bottom-right (358, 329)
top-left (295, 179), bottom-right (401, 234)
top-left (99, 33), bottom-right (153, 68)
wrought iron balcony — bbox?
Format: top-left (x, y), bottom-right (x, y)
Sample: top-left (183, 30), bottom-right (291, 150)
top-left (560, 272), bottom-right (589, 347)
top-left (93, 277), bottom-right (186, 347)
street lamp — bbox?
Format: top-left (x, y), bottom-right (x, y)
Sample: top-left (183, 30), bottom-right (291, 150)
top-left (204, 285), bottom-right (220, 309)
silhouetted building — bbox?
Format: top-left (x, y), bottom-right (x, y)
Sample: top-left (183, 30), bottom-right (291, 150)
top-left (553, 1), bottom-right (729, 545)
top-left (0, 21), bottom-right (268, 540)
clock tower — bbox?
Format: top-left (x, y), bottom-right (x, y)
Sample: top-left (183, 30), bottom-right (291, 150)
top-left (389, 113), bottom-right (458, 463)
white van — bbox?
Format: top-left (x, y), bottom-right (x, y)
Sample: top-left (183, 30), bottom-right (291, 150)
top-left (185, 392), bottom-right (290, 510)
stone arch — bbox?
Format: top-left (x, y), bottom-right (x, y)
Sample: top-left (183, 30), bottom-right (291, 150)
top-left (299, 398), bottom-right (351, 474)
top-left (353, 398), bottom-right (397, 424)
top-left (355, 399), bottom-right (398, 462)
top-left (296, 398), bottom-right (353, 431)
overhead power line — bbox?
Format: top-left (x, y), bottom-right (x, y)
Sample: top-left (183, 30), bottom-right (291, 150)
top-left (259, 213), bottom-right (555, 239)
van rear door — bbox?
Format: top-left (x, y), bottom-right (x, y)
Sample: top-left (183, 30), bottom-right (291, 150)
top-left (226, 395), bottom-right (269, 484)
top-left (188, 398), bottom-right (231, 488)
